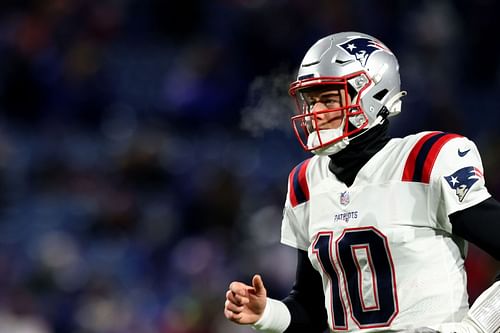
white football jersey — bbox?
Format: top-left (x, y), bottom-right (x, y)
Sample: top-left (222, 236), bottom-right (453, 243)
top-left (281, 131), bottom-right (491, 332)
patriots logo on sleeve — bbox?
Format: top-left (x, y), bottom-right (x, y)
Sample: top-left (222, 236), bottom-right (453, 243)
top-left (338, 37), bottom-right (392, 67)
top-left (444, 166), bottom-right (483, 202)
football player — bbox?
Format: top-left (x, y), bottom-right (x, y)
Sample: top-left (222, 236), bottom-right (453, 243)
top-left (224, 32), bottom-right (500, 333)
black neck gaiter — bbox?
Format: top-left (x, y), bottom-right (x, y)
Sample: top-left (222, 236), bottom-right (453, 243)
top-left (328, 121), bottom-right (391, 186)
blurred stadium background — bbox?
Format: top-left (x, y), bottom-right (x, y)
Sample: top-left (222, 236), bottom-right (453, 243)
top-left (0, 0), bottom-right (498, 332)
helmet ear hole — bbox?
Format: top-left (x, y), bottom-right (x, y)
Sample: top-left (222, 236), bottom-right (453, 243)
top-left (373, 89), bottom-right (389, 101)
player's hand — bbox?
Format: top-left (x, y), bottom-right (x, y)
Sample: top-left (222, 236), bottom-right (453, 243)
top-left (224, 274), bottom-right (267, 325)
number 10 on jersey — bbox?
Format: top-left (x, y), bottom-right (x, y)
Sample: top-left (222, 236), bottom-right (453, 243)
top-left (312, 227), bottom-right (399, 329)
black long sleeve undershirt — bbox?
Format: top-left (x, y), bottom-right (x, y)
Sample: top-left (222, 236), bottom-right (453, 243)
top-left (450, 196), bottom-right (500, 260)
top-left (282, 249), bottom-right (328, 333)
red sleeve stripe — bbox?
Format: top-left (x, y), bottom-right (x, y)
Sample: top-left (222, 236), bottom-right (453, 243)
top-left (402, 132), bottom-right (462, 183)
top-left (402, 132), bottom-right (439, 182)
top-left (289, 158), bottom-right (312, 207)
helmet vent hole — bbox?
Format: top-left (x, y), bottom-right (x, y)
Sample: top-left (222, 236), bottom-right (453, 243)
top-left (302, 61), bottom-right (320, 67)
top-left (373, 89), bottom-right (388, 101)
top-left (335, 59), bottom-right (353, 65)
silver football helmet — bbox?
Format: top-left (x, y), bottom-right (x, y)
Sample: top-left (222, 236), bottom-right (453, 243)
top-left (289, 32), bottom-right (407, 155)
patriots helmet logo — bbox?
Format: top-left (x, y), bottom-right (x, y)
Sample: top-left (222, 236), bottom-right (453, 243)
top-left (445, 166), bottom-right (483, 202)
top-left (338, 37), bottom-right (391, 67)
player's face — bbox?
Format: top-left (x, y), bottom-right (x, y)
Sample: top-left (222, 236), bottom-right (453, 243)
top-left (302, 86), bottom-right (348, 130)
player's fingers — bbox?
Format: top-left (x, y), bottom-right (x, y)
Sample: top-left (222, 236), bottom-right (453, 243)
top-left (224, 307), bottom-right (234, 319)
top-left (229, 281), bottom-right (252, 297)
top-left (226, 290), bottom-right (248, 305)
top-left (224, 308), bottom-right (243, 322)
top-left (225, 299), bottom-right (245, 314)
top-left (252, 274), bottom-right (266, 296)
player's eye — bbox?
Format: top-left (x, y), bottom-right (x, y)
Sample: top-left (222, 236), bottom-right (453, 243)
top-left (304, 96), bottom-right (316, 104)
top-left (323, 98), bottom-right (340, 108)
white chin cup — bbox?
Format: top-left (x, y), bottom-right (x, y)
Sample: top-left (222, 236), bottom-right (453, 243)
top-left (307, 128), bottom-right (349, 155)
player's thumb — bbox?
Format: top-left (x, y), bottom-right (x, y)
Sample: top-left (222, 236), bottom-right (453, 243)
top-left (252, 274), bottom-right (266, 297)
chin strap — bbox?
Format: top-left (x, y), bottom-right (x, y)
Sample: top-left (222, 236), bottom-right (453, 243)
top-left (372, 90), bottom-right (408, 127)
top-left (387, 90), bottom-right (407, 116)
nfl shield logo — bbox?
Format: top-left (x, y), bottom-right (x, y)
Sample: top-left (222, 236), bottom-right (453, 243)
top-left (340, 191), bottom-right (350, 206)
